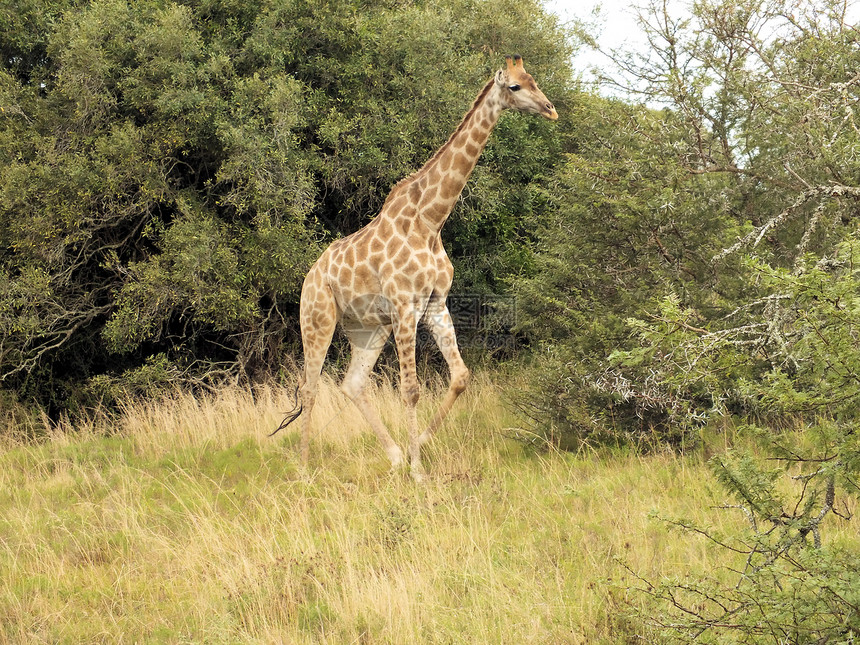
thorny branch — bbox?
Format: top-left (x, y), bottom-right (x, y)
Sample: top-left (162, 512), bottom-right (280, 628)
top-left (714, 185), bottom-right (860, 263)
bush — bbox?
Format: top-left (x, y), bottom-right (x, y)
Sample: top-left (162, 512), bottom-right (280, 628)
top-left (0, 0), bottom-right (577, 419)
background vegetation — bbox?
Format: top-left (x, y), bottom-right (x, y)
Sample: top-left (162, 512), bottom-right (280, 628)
top-left (2, 0), bottom-right (860, 642)
top-left (0, 0), bottom-right (571, 416)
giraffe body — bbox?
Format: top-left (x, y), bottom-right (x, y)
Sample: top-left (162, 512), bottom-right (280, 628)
top-left (284, 56), bottom-right (557, 478)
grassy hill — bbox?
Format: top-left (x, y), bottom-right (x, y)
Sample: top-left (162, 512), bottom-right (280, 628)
top-left (0, 376), bottom-right (761, 643)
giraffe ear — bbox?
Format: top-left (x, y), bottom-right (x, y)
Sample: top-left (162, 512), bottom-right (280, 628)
top-left (495, 68), bottom-right (508, 87)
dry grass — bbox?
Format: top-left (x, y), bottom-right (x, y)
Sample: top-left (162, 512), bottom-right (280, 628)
top-left (1, 374), bottom-right (750, 643)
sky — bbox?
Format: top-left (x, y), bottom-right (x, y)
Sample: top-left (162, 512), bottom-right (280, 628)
top-left (544, 0), bottom-right (656, 82)
top-left (545, 0), bottom-right (860, 88)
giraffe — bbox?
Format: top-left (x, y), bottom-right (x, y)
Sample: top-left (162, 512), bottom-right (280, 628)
top-left (275, 55), bottom-right (557, 479)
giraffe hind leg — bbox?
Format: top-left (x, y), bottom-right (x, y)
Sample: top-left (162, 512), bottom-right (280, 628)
top-left (295, 283), bottom-right (338, 465)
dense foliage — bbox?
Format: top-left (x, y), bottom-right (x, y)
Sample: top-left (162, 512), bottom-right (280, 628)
top-left (514, 0), bottom-right (860, 445)
top-left (0, 0), bottom-right (573, 420)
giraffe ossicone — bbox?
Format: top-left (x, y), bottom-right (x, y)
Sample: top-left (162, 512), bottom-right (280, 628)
top-left (275, 55), bottom-right (557, 479)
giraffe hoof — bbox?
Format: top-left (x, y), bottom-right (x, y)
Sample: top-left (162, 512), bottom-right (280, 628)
top-left (387, 446), bottom-right (405, 469)
top-left (409, 459), bottom-right (427, 482)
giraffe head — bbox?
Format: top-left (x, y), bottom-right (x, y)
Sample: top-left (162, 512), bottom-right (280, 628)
top-left (495, 54), bottom-right (558, 121)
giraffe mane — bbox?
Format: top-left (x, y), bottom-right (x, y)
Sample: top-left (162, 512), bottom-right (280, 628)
top-left (380, 76), bottom-right (496, 208)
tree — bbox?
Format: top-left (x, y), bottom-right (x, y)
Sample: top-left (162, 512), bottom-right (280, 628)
top-left (513, 0), bottom-right (860, 639)
top-left (0, 0), bottom-right (576, 417)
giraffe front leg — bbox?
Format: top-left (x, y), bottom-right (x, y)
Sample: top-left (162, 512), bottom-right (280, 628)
top-left (420, 297), bottom-right (470, 446)
top-left (392, 305), bottom-right (425, 481)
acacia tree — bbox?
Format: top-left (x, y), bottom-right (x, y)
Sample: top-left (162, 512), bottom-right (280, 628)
top-left (624, 2), bottom-right (860, 636)
top-left (515, 0), bottom-right (860, 639)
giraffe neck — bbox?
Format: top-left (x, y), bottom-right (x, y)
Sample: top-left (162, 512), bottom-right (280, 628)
top-left (421, 79), bottom-right (502, 230)
top-left (384, 78), bottom-right (504, 234)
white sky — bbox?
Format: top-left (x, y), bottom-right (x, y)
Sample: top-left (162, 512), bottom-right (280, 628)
top-left (545, 0), bottom-right (860, 88)
top-left (544, 0), bottom-right (657, 81)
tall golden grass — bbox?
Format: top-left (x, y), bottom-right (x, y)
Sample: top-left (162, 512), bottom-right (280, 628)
top-left (1, 374), bottom-right (747, 643)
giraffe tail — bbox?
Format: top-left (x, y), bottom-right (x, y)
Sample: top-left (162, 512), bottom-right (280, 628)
top-left (269, 383), bottom-right (303, 437)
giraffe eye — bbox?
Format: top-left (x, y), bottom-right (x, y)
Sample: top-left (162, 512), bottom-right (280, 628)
top-left (508, 84), bottom-right (521, 92)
